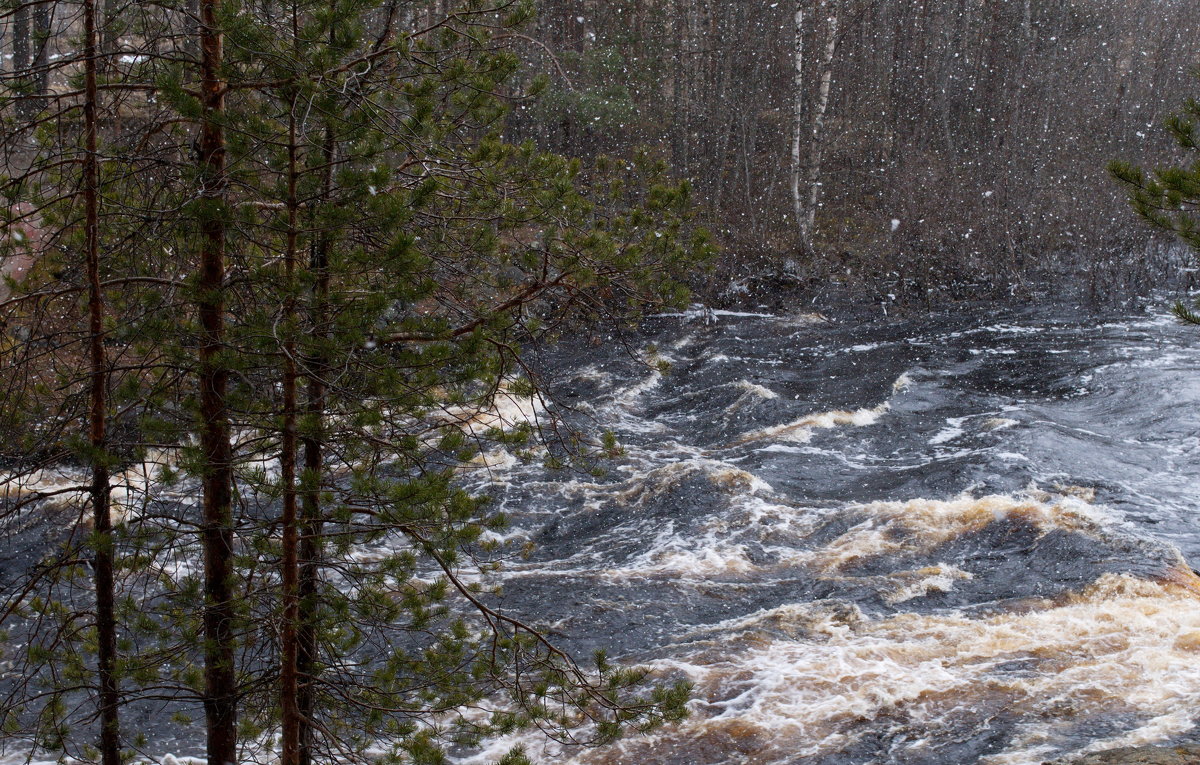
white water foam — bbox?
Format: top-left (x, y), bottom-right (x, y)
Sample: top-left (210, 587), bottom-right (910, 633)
top-left (462, 569), bottom-right (1200, 765)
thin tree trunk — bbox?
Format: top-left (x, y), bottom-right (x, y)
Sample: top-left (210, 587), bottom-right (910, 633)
top-left (32, 2), bottom-right (49, 101)
top-left (801, 0), bottom-right (839, 254)
top-left (83, 1), bottom-right (121, 762)
top-left (185, 0), bottom-right (200, 57)
top-left (709, 6), bottom-right (735, 212)
top-left (101, 0), bottom-right (118, 66)
top-left (296, 122), bottom-right (333, 765)
top-left (671, 0), bottom-right (688, 175)
top-left (278, 74), bottom-right (302, 765)
top-left (13, 4), bottom-right (30, 118)
top-left (196, 0), bottom-right (237, 761)
top-left (791, 3), bottom-right (805, 234)
top-left (886, 3), bottom-right (904, 165)
top-left (12, 4), bottom-right (29, 68)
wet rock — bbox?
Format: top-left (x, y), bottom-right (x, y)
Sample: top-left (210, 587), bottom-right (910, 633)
top-left (1044, 745), bottom-right (1200, 764)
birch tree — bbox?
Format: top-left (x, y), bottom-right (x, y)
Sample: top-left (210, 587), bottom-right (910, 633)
top-left (797, 0), bottom-right (840, 256)
top-left (790, 2), bottom-right (805, 235)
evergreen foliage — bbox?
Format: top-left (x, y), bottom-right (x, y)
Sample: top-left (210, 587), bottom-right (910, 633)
top-left (1112, 97), bottom-right (1200, 323)
top-left (0, 0), bottom-right (710, 762)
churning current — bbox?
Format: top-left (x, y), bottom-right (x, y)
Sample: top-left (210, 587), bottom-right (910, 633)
top-left (458, 301), bottom-right (1200, 765)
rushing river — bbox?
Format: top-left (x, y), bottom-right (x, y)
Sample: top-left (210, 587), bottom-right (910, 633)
top-left (4, 301), bottom-right (1200, 765)
top-left (458, 301), bottom-right (1200, 765)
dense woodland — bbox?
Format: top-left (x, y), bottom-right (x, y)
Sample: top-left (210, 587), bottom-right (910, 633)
top-left (5, 0), bottom-right (1200, 301)
top-left (0, 1), bottom-right (1199, 764)
top-left (514, 0), bottom-right (1200, 303)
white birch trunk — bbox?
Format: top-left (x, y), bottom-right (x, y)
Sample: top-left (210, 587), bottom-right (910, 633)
top-left (791, 4), bottom-right (805, 233)
top-left (801, 0), bottom-right (839, 254)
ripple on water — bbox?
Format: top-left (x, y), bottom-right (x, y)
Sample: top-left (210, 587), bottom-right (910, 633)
top-left (456, 306), bottom-right (1200, 765)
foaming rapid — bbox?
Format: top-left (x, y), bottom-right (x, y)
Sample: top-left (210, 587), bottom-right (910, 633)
top-left (730, 403), bottom-right (890, 446)
top-left (575, 570), bottom-right (1200, 765)
top-left (809, 493), bottom-right (1127, 572)
top-left (452, 301), bottom-right (1200, 765)
top-left (7, 303), bottom-right (1193, 764)
top-left (0, 448), bottom-right (182, 524)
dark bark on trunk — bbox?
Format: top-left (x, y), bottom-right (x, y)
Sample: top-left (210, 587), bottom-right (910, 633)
top-left (12, 4), bottom-right (30, 71)
top-left (186, 0), bottom-right (201, 57)
top-left (100, 0), bottom-right (118, 66)
top-left (671, 0), bottom-right (688, 175)
top-left (13, 4), bottom-right (30, 118)
top-left (83, 1), bottom-right (121, 762)
top-left (197, 0), bottom-right (237, 762)
top-left (279, 92), bottom-right (301, 765)
top-left (296, 123), bottom-right (333, 765)
top-left (32, 2), bottom-right (49, 102)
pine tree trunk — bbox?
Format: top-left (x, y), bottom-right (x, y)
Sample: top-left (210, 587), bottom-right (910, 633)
top-left (32, 2), bottom-right (50, 104)
top-left (13, 4), bottom-right (30, 118)
top-left (185, 0), bottom-right (200, 57)
top-left (279, 92), bottom-right (302, 765)
top-left (12, 4), bottom-right (29, 70)
top-left (83, 1), bottom-right (121, 761)
top-left (100, 0), bottom-right (118, 68)
top-left (196, 0), bottom-right (237, 762)
top-left (296, 123), bottom-right (334, 765)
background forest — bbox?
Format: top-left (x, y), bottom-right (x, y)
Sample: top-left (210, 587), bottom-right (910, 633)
top-left (511, 0), bottom-right (1200, 305)
top-left (5, 0), bottom-right (1200, 304)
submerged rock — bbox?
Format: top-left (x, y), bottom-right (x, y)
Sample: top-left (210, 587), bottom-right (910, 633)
top-left (1045, 745), bottom-right (1200, 765)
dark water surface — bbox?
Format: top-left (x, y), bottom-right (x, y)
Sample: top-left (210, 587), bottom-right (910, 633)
top-left (458, 302), bottom-right (1200, 765)
top-left (4, 302), bottom-right (1200, 765)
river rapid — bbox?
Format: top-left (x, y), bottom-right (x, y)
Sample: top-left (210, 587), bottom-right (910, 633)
top-left (458, 301), bottom-right (1200, 765)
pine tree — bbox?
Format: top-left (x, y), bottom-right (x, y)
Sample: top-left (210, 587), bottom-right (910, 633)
top-left (0, 1), bottom-right (144, 760)
top-left (0, 0), bottom-right (708, 762)
top-left (1112, 98), bottom-right (1200, 322)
